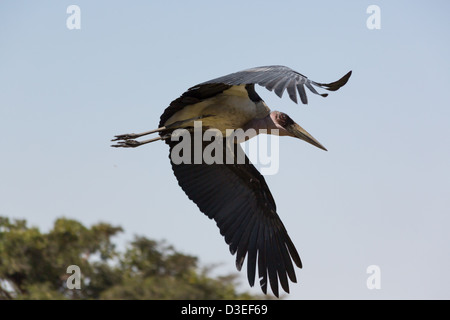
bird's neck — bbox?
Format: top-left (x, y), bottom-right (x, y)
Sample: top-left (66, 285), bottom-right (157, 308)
top-left (240, 114), bottom-right (284, 140)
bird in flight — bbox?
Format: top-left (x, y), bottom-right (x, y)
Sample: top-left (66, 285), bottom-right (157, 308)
top-left (111, 65), bottom-right (351, 297)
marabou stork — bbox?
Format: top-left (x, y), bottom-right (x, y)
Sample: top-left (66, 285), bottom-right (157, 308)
top-left (112, 65), bottom-right (352, 297)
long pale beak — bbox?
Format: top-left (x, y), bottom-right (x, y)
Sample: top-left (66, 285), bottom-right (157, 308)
top-left (285, 123), bottom-right (327, 151)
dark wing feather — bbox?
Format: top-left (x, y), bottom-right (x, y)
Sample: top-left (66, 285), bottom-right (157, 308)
top-left (201, 65), bottom-right (352, 104)
top-left (167, 134), bottom-right (302, 297)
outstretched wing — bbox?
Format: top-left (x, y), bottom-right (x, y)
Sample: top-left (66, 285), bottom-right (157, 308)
top-left (167, 134), bottom-right (302, 297)
top-left (199, 65), bottom-right (352, 104)
top-left (159, 65), bottom-right (352, 127)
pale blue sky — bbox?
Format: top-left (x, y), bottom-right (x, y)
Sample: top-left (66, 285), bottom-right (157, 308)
top-left (1, 1), bottom-right (449, 299)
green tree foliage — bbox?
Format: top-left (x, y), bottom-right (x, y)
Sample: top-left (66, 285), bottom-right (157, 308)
top-left (0, 216), bottom-right (263, 300)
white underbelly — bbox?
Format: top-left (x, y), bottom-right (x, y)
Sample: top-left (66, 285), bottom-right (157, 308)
top-left (164, 86), bottom-right (270, 135)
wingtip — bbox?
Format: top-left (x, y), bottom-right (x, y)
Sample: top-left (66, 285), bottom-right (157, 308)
top-left (314, 70), bottom-right (352, 92)
top-left (340, 70), bottom-right (352, 86)
top-left (327, 70), bottom-right (352, 91)
top-left (342, 70), bottom-right (352, 83)
top-left (235, 256), bottom-right (245, 271)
